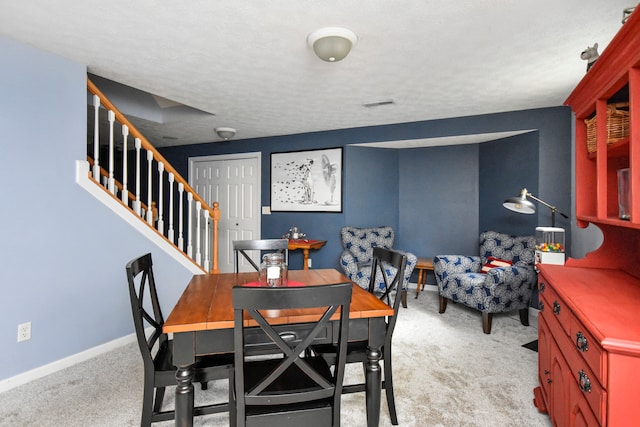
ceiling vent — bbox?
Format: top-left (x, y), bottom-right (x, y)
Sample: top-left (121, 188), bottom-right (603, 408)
top-left (363, 100), bottom-right (395, 108)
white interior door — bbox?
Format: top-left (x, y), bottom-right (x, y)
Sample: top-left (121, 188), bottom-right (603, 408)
top-left (189, 152), bottom-right (261, 273)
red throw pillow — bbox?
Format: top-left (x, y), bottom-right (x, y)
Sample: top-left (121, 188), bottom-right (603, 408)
top-left (480, 256), bottom-right (513, 273)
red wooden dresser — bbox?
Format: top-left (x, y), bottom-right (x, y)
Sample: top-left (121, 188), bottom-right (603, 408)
top-left (533, 9), bottom-right (640, 426)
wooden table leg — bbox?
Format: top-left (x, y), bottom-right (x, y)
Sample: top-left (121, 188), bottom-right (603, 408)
top-left (175, 364), bottom-right (195, 427)
top-left (415, 268), bottom-right (425, 298)
top-left (173, 332), bottom-right (196, 427)
top-left (302, 248), bottom-right (310, 270)
top-left (414, 258), bottom-right (434, 299)
top-left (365, 345), bottom-right (382, 427)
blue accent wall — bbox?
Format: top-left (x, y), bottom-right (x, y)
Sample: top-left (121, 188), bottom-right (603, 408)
top-left (480, 132), bottom-right (540, 236)
top-left (344, 146), bottom-right (399, 229)
top-left (162, 106), bottom-right (574, 269)
top-left (398, 144), bottom-right (479, 256)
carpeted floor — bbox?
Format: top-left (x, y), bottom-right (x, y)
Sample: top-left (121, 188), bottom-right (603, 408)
top-left (0, 285), bottom-right (552, 426)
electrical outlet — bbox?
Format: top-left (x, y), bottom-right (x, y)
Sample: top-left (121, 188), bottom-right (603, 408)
top-left (307, 258), bottom-right (312, 268)
top-left (17, 322), bottom-right (31, 342)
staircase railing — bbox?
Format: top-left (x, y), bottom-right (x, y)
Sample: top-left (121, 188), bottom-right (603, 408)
top-left (86, 78), bottom-right (220, 273)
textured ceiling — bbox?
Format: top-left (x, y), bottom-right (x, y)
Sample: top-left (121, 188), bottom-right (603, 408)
top-left (0, 1), bottom-right (635, 148)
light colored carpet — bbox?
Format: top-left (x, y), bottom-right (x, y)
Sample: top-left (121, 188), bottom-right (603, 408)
top-left (0, 286), bottom-right (552, 426)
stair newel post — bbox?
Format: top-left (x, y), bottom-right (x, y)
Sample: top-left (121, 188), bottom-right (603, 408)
top-left (168, 173), bottom-right (175, 243)
top-left (133, 138), bottom-right (142, 216)
top-left (203, 209), bottom-right (210, 272)
top-left (107, 110), bottom-right (116, 195)
top-left (157, 162), bottom-right (164, 235)
top-left (195, 201), bottom-right (202, 266)
top-left (178, 182), bottom-right (185, 251)
top-left (146, 150), bottom-right (154, 225)
top-left (212, 202), bottom-right (220, 273)
top-left (187, 192), bottom-right (193, 258)
top-left (121, 125), bottom-right (129, 206)
top-left (92, 95), bottom-right (100, 180)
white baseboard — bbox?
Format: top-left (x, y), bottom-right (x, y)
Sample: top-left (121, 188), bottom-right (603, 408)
top-left (0, 332), bottom-right (136, 394)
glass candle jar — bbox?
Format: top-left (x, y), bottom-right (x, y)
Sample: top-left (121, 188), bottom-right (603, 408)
top-left (259, 252), bottom-right (288, 287)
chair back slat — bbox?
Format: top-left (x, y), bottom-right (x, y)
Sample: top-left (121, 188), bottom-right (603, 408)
top-left (232, 239), bottom-right (289, 272)
top-left (125, 253), bottom-right (166, 365)
top-left (232, 283), bottom-right (351, 425)
top-left (368, 247), bottom-right (407, 344)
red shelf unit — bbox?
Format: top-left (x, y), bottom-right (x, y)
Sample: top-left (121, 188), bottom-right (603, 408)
top-left (534, 9), bottom-right (640, 427)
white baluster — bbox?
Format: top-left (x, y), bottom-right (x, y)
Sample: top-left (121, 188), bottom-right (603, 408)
top-left (168, 173), bottom-right (175, 243)
top-left (107, 110), bottom-right (116, 194)
top-left (121, 125), bottom-right (129, 206)
top-left (195, 201), bottom-right (202, 265)
top-left (146, 150), bottom-right (153, 225)
top-left (92, 95), bottom-right (100, 180)
top-left (187, 192), bottom-right (193, 258)
top-left (157, 162), bottom-right (164, 234)
top-left (203, 209), bottom-right (210, 271)
top-left (178, 183), bottom-right (184, 251)
top-left (133, 138), bottom-right (141, 216)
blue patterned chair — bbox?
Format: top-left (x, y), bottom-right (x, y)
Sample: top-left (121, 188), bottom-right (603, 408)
top-left (434, 230), bottom-right (537, 334)
top-left (339, 226), bottom-right (417, 308)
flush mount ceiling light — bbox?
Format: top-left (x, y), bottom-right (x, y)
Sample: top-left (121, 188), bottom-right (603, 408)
top-left (215, 127), bottom-right (236, 141)
top-left (307, 27), bottom-right (357, 62)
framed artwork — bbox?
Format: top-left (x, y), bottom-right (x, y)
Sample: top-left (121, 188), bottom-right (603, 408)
top-left (271, 147), bottom-right (342, 212)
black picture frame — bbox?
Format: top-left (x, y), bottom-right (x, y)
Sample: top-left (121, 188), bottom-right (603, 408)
top-left (270, 147), bottom-right (343, 212)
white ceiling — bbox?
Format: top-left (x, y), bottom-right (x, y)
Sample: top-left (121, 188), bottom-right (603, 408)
top-left (0, 1), bottom-right (635, 148)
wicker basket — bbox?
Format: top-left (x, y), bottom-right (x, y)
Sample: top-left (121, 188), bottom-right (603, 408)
top-left (585, 102), bottom-right (630, 153)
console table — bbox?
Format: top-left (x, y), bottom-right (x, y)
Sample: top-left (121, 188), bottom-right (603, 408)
top-left (287, 239), bottom-right (326, 270)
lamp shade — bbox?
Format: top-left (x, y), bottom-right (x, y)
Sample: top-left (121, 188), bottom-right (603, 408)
top-left (503, 189), bottom-right (536, 214)
top-left (307, 27), bottom-right (357, 62)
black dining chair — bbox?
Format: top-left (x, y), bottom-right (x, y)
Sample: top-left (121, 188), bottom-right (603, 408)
top-left (125, 253), bottom-right (235, 426)
top-left (232, 238), bottom-right (289, 272)
top-left (312, 247), bottom-right (407, 425)
top-left (232, 282), bottom-right (352, 427)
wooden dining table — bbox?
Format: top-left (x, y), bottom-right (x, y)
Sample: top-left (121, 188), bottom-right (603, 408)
top-left (163, 268), bottom-right (394, 427)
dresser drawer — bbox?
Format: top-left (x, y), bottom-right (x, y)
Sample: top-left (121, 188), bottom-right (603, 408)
top-left (559, 331), bottom-right (607, 423)
top-left (569, 379), bottom-right (602, 427)
top-left (570, 315), bottom-right (607, 386)
top-left (539, 279), bottom-right (571, 337)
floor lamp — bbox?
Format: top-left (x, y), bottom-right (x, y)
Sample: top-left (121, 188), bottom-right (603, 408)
top-left (502, 188), bottom-right (569, 352)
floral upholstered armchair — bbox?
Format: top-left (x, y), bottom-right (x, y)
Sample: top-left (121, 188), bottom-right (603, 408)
top-left (339, 226), bottom-right (417, 308)
top-left (433, 230), bottom-right (537, 334)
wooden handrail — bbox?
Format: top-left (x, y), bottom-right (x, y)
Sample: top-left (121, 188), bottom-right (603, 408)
top-left (87, 77), bottom-right (220, 273)
top-left (87, 78), bottom-right (216, 224)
